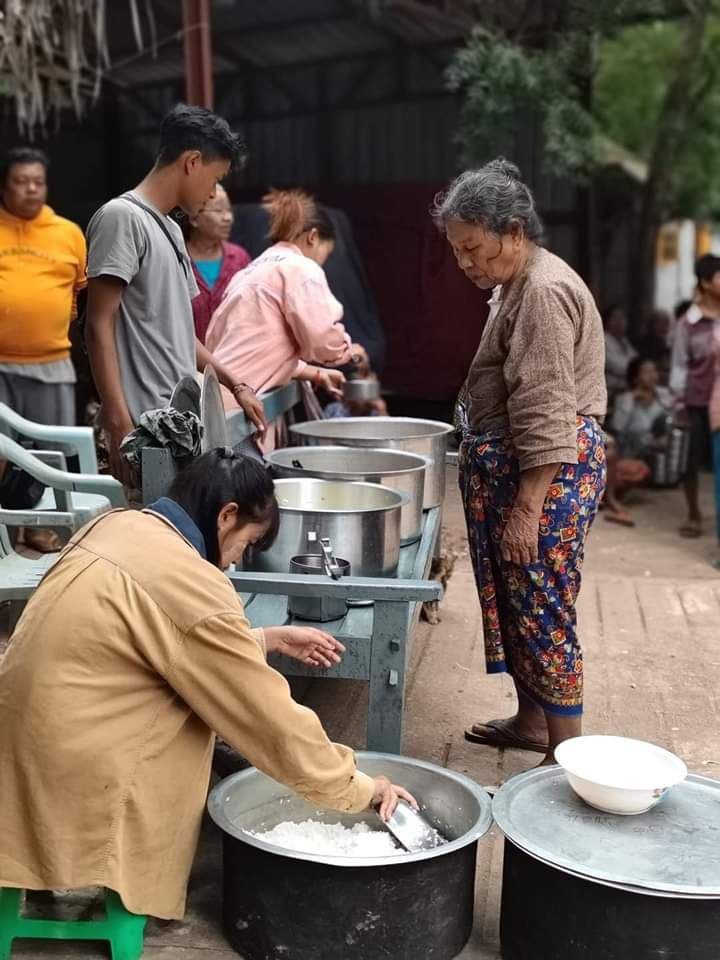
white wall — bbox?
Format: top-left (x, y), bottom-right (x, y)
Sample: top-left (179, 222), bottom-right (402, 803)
top-left (655, 220), bottom-right (720, 313)
top-left (655, 219), bottom-right (698, 313)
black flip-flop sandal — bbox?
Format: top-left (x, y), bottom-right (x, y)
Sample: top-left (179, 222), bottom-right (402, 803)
top-left (464, 719), bottom-right (548, 754)
top-left (679, 522), bottom-right (702, 539)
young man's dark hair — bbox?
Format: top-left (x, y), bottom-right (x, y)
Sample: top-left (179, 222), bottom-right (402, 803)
top-left (0, 147), bottom-right (49, 186)
top-left (695, 254), bottom-right (720, 288)
top-left (156, 104), bottom-right (248, 170)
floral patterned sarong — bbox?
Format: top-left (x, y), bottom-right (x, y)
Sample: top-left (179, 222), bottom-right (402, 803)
top-left (459, 417), bottom-right (606, 716)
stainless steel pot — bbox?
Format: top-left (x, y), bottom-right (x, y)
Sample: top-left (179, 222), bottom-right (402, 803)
top-left (342, 378), bottom-right (380, 402)
top-left (265, 446), bottom-right (426, 545)
top-left (289, 417), bottom-right (453, 509)
top-left (288, 553), bottom-right (351, 622)
top-left (207, 752), bottom-right (493, 960)
top-left (246, 478), bottom-right (404, 577)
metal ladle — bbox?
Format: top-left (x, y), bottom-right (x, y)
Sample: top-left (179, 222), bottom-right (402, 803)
top-left (307, 531), bottom-right (343, 579)
top-left (378, 800), bottom-right (445, 853)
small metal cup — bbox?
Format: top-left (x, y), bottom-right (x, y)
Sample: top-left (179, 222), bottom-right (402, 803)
top-left (342, 378), bottom-right (381, 402)
top-left (288, 554), bottom-right (351, 622)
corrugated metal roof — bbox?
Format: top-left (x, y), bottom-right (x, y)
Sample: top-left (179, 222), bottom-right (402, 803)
top-left (105, 0), bottom-right (470, 87)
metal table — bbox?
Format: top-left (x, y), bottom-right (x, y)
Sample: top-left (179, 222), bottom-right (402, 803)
top-left (228, 505), bottom-right (442, 754)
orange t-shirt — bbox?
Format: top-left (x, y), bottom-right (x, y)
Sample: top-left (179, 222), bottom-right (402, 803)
top-left (0, 204), bottom-right (87, 363)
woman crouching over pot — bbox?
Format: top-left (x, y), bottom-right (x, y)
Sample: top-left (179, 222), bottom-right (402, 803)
top-left (0, 448), bottom-right (414, 920)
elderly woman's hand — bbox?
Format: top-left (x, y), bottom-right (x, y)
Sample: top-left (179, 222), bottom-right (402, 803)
top-left (501, 463), bottom-right (560, 567)
top-left (500, 503), bottom-right (541, 566)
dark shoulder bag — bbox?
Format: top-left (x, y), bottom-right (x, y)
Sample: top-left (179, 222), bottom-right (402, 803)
top-left (0, 461), bottom-right (45, 510)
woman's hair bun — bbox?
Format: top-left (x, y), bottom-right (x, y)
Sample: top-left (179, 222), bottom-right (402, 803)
top-left (485, 157), bottom-right (522, 181)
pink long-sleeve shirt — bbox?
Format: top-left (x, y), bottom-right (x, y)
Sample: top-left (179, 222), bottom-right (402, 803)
top-left (205, 241), bottom-right (352, 408)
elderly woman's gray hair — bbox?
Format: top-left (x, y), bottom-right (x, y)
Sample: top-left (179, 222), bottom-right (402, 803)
top-left (432, 158), bottom-right (544, 243)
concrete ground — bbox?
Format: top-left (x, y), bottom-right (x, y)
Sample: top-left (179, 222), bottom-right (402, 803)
top-left (3, 469), bottom-right (719, 959)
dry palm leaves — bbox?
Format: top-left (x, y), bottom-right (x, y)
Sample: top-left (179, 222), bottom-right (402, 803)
top-left (0, 0), bottom-right (155, 135)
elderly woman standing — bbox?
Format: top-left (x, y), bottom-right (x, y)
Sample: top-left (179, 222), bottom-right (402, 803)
top-left (433, 159), bottom-right (607, 763)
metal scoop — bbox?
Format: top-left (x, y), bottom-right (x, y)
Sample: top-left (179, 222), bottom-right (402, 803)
top-left (378, 800), bottom-right (445, 853)
top-left (307, 531), bottom-right (343, 580)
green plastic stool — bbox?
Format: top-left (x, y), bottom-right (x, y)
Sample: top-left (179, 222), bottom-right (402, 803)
top-left (0, 887), bottom-right (146, 960)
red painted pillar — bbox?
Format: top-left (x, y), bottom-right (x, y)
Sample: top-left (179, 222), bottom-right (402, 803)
top-left (183, 0), bottom-right (214, 108)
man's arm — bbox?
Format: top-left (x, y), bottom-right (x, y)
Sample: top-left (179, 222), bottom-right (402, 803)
top-left (86, 275), bottom-right (135, 483)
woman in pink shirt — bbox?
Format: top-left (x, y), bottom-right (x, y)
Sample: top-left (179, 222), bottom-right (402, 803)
top-left (206, 189), bottom-right (352, 411)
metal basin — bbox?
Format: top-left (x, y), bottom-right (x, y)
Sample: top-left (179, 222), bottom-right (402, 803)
top-left (289, 417), bottom-right (453, 509)
top-left (208, 751), bottom-right (493, 959)
top-left (245, 478), bottom-right (403, 578)
top-left (266, 446), bottom-right (426, 545)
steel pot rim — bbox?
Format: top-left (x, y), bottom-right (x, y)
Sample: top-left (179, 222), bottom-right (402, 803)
top-left (290, 417), bottom-right (455, 441)
top-left (207, 750), bottom-right (493, 868)
top-left (266, 446), bottom-right (430, 478)
top-left (272, 478), bottom-right (406, 515)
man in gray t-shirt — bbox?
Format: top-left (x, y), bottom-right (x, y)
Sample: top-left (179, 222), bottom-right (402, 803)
top-left (85, 104), bottom-right (266, 483)
top-left (87, 192), bottom-right (199, 425)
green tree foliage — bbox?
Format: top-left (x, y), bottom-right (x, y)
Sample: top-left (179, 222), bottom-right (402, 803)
top-left (447, 1), bottom-right (720, 220)
top-left (446, 27), bottom-right (598, 179)
top-left (596, 17), bottom-right (720, 220)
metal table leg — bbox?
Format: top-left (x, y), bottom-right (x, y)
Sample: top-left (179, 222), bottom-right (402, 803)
top-left (367, 601), bottom-right (411, 753)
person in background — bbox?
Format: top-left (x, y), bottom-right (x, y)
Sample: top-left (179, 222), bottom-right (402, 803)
top-left (701, 261), bottom-right (720, 562)
top-left (206, 188), bottom-right (354, 411)
top-left (184, 184), bottom-right (251, 344)
top-left (636, 309), bottom-right (672, 383)
top-left (671, 299), bottom-right (693, 349)
top-left (0, 147), bottom-right (87, 552)
top-left (434, 159), bottom-right (606, 765)
top-left (600, 356), bottom-right (670, 528)
top-left (670, 255), bottom-right (720, 538)
top-left (611, 357), bottom-right (672, 461)
top-left (603, 305), bottom-right (637, 400)
top-left (85, 105), bottom-right (266, 488)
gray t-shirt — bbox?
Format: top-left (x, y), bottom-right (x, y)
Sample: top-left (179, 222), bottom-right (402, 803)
top-left (86, 191), bottom-right (199, 423)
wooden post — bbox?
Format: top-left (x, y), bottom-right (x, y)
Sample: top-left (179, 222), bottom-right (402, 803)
top-left (182, 0), bottom-right (214, 108)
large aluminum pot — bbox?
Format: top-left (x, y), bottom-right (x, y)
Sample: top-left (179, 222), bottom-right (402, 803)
top-left (265, 446), bottom-right (426, 545)
top-left (245, 478), bottom-right (403, 577)
top-left (208, 751), bottom-right (493, 960)
top-left (289, 417), bottom-right (453, 509)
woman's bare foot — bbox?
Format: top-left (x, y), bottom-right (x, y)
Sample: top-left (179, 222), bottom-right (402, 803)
top-left (679, 518), bottom-right (702, 538)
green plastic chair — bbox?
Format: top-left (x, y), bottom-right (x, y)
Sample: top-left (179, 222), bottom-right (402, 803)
top-left (0, 887), bottom-right (146, 960)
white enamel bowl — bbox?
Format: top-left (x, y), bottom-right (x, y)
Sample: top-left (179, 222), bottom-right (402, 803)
top-left (555, 735), bottom-right (687, 816)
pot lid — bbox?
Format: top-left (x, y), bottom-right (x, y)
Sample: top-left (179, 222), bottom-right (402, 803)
top-left (492, 767), bottom-right (720, 897)
top-left (169, 376), bottom-right (201, 416)
top-left (200, 367), bottom-right (229, 453)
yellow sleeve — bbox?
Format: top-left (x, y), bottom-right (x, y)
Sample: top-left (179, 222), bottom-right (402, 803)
top-left (167, 612), bottom-right (375, 814)
top-left (74, 225), bottom-right (88, 290)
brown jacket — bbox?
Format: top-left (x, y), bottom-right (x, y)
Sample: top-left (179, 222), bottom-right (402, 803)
top-left (466, 246), bottom-right (607, 470)
top-left (0, 510), bottom-right (374, 919)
